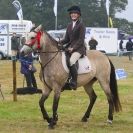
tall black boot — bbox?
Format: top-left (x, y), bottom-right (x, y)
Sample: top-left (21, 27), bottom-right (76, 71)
top-left (69, 64), bottom-right (77, 90)
top-left (31, 72), bottom-right (38, 89)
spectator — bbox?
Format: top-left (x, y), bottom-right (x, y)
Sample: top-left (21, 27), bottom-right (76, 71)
top-left (21, 35), bottom-right (26, 46)
top-left (11, 32), bottom-right (19, 60)
top-left (20, 53), bottom-right (37, 89)
top-left (126, 38), bottom-right (133, 60)
top-left (88, 37), bottom-right (98, 50)
top-left (118, 39), bottom-right (124, 56)
top-left (119, 40), bottom-right (124, 51)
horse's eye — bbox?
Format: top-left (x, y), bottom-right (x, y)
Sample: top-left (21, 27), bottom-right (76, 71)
top-left (31, 37), bottom-right (35, 39)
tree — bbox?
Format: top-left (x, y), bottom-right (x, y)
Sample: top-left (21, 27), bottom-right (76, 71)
top-left (0, 0), bottom-right (129, 30)
top-left (0, 0), bottom-right (16, 20)
top-left (114, 18), bottom-right (133, 35)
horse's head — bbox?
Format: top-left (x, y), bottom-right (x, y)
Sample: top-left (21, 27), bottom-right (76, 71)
top-left (20, 25), bottom-right (43, 55)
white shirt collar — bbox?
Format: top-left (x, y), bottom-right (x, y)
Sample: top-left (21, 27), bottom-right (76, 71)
top-left (72, 21), bottom-right (77, 28)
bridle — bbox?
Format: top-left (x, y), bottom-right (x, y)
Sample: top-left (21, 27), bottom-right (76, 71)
top-left (24, 30), bottom-right (62, 53)
top-left (24, 31), bottom-right (42, 50)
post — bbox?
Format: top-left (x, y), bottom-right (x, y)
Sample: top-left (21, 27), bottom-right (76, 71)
top-left (54, 0), bottom-right (58, 30)
top-left (12, 60), bottom-right (17, 101)
top-left (0, 84), bottom-right (4, 100)
top-left (55, 15), bottom-right (57, 30)
top-left (107, 15), bottom-right (110, 28)
top-left (106, 0), bottom-right (110, 28)
top-left (7, 23), bottom-right (10, 58)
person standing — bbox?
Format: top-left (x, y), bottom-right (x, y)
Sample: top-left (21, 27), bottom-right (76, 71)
top-left (20, 53), bottom-right (37, 89)
top-left (11, 32), bottom-right (19, 60)
top-left (21, 35), bottom-right (26, 46)
top-left (88, 37), bottom-right (98, 50)
top-left (60, 5), bottom-right (86, 90)
top-left (119, 40), bottom-right (124, 51)
top-left (126, 38), bottom-right (133, 60)
top-left (118, 39), bottom-right (124, 56)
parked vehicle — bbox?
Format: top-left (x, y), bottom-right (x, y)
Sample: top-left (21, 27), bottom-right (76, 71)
top-left (0, 20), bottom-right (32, 59)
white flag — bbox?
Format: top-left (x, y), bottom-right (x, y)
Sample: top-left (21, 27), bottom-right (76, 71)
top-left (53, 0), bottom-right (57, 16)
top-left (12, 0), bottom-right (23, 21)
top-left (106, 0), bottom-right (110, 16)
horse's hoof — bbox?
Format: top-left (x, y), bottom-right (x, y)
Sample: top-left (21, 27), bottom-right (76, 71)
top-left (107, 119), bottom-right (112, 124)
top-left (48, 118), bottom-right (57, 129)
top-left (47, 117), bottom-right (52, 123)
top-left (48, 124), bottom-right (55, 129)
top-left (48, 121), bottom-right (56, 129)
top-left (81, 117), bottom-right (88, 122)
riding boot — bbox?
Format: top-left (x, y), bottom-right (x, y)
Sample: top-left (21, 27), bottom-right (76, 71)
top-left (69, 64), bottom-right (77, 90)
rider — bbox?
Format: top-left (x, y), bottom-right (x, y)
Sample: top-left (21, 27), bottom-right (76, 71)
top-left (60, 6), bottom-right (86, 90)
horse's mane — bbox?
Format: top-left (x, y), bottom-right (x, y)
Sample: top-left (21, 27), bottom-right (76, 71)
top-left (44, 31), bottom-right (58, 48)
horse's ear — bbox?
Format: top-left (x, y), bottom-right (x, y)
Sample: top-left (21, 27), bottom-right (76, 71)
top-left (34, 25), bottom-right (42, 32)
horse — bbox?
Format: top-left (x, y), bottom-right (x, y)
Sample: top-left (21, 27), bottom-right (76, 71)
top-left (20, 25), bottom-right (122, 129)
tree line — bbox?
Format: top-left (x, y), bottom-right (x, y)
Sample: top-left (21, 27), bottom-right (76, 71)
top-left (0, 0), bottom-right (133, 34)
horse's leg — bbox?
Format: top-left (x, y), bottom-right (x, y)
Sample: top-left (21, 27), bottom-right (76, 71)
top-left (99, 80), bottom-right (114, 124)
top-left (49, 85), bottom-right (61, 129)
top-left (39, 87), bottom-right (52, 124)
top-left (81, 79), bottom-right (97, 122)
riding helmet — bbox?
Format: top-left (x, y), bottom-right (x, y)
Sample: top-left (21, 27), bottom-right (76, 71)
top-left (67, 6), bottom-right (81, 15)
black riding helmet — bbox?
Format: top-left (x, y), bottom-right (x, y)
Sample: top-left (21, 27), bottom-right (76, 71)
top-left (67, 5), bottom-right (81, 16)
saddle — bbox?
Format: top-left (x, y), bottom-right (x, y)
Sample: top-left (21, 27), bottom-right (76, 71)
top-left (61, 52), bottom-right (91, 91)
top-left (62, 52), bottom-right (91, 74)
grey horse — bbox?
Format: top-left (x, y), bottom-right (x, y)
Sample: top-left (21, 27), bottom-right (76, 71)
top-left (20, 25), bottom-right (122, 129)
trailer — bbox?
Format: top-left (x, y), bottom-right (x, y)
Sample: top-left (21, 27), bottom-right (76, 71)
top-left (0, 20), bottom-right (32, 59)
top-left (85, 27), bottom-right (118, 54)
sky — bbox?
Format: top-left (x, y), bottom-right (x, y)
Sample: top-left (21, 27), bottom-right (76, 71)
top-left (116, 0), bottom-right (133, 22)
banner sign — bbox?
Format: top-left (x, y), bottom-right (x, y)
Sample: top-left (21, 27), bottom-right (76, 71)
top-left (12, 0), bottom-right (23, 21)
top-left (85, 27), bottom-right (118, 53)
top-left (8, 21), bottom-right (32, 33)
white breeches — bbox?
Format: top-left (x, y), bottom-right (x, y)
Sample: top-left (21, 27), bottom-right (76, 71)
top-left (70, 52), bottom-right (81, 66)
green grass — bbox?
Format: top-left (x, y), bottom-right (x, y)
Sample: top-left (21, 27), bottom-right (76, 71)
top-left (0, 56), bottom-right (133, 133)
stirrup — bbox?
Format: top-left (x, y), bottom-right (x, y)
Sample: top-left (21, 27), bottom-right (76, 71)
top-left (69, 81), bottom-right (77, 90)
top-left (61, 82), bottom-right (72, 92)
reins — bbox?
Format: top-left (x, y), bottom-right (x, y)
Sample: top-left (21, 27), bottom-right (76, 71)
top-left (38, 50), bottom-right (59, 90)
top-left (36, 50), bottom-right (61, 53)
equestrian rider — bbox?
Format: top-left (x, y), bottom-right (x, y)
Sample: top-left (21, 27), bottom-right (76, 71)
top-left (60, 6), bottom-right (86, 90)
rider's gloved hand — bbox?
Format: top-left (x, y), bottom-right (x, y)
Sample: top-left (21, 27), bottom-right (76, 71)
top-left (68, 47), bottom-right (73, 53)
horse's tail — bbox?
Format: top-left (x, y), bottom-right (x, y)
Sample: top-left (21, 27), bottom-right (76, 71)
top-left (109, 59), bottom-right (122, 112)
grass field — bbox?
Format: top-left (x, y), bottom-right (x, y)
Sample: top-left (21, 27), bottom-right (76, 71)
top-left (0, 56), bottom-right (133, 133)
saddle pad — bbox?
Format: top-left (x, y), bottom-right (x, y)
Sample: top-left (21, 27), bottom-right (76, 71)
top-left (62, 52), bottom-right (91, 74)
